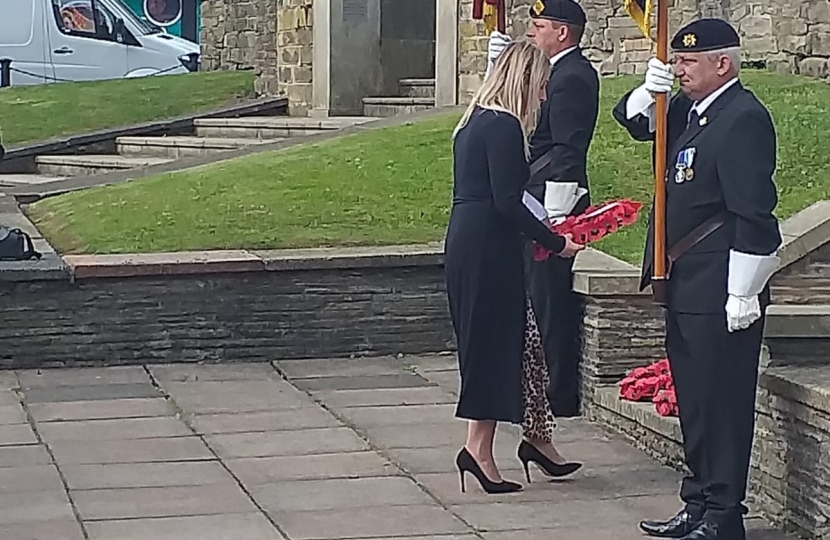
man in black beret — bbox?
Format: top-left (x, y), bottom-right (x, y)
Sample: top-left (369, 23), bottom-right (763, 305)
top-left (488, 0), bottom-right (600, 423)
top-left (612, 18), bottom-right (782, 540)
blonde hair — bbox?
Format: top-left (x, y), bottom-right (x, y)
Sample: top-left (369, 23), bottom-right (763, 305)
top-left (452, 39), bottom-right (551, 156)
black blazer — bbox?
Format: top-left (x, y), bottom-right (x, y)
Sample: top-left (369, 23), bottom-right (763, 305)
top-left (612, 81), bottom-right (782, 314)
top-left (526, 48), bottom-right (600, 216)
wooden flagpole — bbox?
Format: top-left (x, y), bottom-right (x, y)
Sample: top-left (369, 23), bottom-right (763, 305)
top-left (652, 0), bottom-right (669, 304)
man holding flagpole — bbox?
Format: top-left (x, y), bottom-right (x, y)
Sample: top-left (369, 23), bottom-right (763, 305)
top-left (485, 0), bottom-right (600, 417)
top-left (612, 18), bottom-right (782, 540)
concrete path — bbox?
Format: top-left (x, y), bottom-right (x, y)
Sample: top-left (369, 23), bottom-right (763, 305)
top-left (0, 355), bottom-right (789, 540)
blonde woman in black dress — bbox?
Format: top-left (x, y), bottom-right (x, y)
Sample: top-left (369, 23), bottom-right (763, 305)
top-left (445, 40), bottom-right (584, 494)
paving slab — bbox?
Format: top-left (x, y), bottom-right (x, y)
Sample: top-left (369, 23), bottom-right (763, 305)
top-left (364, 537), bottom-right (478, 540)
top-left (28, 397), bottom-right (176, 422)
top-left (449, 497), bottom-right (642, 531)
top-left (62, 461), bottom-right (236, 490)
top-left (0, 444), bottom-right (52, 467)
top-left (420, 371), bottom-right (461, 393)
top-left (415, 463), bottom-right (679, 507)
top-left (226, 451), bottom-right (399, 485)
top-left (548, 417), bottom-right (627, 442)
top-left (312, 387), bottom-right (456, 408)
top-left (550, 435), bottom-right (662, 468)
top-left (0, 372), bottom-right (18, 390)
top-left (72, 483), bottom-right (258, 520)
top-left (22, 383), bottom-right (162, 403)
top-left (162, 381), bottom-right (311, 413)
top-left (48, 436), bottom-right (214, 464)
top-left (0, 519), bottom-right (85, 540)
top-left (188, 409), bottom-right (340, 435)
top-left (36, 416), bottom-right (192, 441)
top-left (384, 440), bottom-right (527, 475)
top-left (251, 476), bottom-right (434, 512)
top-left (149, 363), bottom-right (280, 382)
top-left (357, 422), bottom-right (465, 450)
top-left (85, 513), bottom-right (285, 540)
top-left (400, 354), bottom-right (460, 373)
top-left (0, 465), bottom-right (65, 492)
top-left (293, 373), bottom-right (433, 392)
top-left (336, 404), bottom-right (457, 427)
top-left (272, 504), bottom-right (470, 540)
top-left (0, 405), bottom-right (27, 425)
top-left (274, 357), bottom-right (411, 379)
top-left (0, 490), bottom-right (75, 525)
top-left (482, 528), bottom-right (635, 540)
top-left (17, 366), bottom-right (151, 388)
top-left (206, 427), bottom-right (369, 459)
top-left (0, 391), bottom-right (21, 407)
top-left (0, 423), bottom-right (37, 446)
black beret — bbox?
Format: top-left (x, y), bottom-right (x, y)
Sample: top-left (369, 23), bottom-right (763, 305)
top-left (529, 0), bottom-right (587, 27)
top-left (671, 18), bottom-right (740, 52)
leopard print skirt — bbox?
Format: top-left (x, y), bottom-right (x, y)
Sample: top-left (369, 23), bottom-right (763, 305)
top-left (521, 295), bottom-right (556, 444)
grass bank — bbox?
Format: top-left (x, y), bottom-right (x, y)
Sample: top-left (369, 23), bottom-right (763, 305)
top-left (28, 71), bottom-right (830, 265)
top-left (0, 71), bottom-right (256, 146)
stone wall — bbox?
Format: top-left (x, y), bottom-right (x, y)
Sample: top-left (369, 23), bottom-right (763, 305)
top-left (457, 0), bottom-right (830, 101)
top-left (277, 0), bottom-right (314, 115)
top-left (751, 365), bottom-right (830, 540)
top-left (200, 0), bottom-right (278, 96)
top-left (579, 294), bottom-right (665, 411)
top-left (0, 249), bottom-right (453, 369)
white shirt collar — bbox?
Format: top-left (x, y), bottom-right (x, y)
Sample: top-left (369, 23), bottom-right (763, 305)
top-left (549, 46), bottom-right (577, 67)
top-left (692, 77), bottom-right (739, 115)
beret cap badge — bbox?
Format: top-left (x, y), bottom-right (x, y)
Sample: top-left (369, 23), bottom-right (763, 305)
top-left (682, 33), bottom-right (697, 47)
top-left (532, 0), bottom-right (545, 16)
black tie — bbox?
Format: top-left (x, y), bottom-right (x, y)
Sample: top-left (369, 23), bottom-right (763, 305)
top-left (688, 108), bottom-right (700, 128)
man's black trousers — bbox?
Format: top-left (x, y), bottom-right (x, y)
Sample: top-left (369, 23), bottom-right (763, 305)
top-left (665, 307), bottom-right (765, 526)
top-left (524, 243), bottom-right (581, 417)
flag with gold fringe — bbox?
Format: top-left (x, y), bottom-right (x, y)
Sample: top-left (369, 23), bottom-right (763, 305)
top-left (472, 0), bottom-right (506, 34)
top-left (625, 0), bottom-right (653, 39)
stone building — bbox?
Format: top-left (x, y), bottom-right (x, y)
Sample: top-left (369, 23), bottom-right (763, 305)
top-left (200, 0), bottom-right (830, 116)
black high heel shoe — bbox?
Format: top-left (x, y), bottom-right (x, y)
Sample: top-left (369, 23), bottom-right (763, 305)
top-left (517, 440), bottom-right (582, 482)
top-left (455, 447), bottom-right (522, 494)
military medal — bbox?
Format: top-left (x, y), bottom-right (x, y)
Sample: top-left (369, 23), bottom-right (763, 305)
top-left (674, 147), bottom-right (696, 183)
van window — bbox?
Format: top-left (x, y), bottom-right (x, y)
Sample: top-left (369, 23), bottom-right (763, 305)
top-left (0, 0), bottom-right (36, 46)
top-left (51, 0), bottom-right (119, 41)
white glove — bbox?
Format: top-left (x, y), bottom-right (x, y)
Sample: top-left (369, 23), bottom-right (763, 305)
top-left (725, 295), bottom-right (761, 333)
top-left (725, 250), bottom-right (781, 333)
top-left (644, 58), bottom-right (674, 94)
top-left (625, 58), bottom-right (674, 126)
top-left (487, 31), bottom-right (512, 67)
top-left (544, 182), bottom-right (588, 219)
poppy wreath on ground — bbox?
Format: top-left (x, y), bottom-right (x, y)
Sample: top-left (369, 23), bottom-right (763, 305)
top-left (617, 358), bottom-right (679, 417)
top-left (532, 199), bottom-right (643, 261)
top-left (653, 385), bottom-right (679, 417)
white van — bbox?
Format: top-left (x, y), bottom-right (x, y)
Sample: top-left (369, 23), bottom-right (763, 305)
top-left (0, 0), bottom-right (200, 86)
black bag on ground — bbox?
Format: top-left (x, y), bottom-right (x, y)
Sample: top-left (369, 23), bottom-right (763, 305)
top-left (0, 226), bottom-right (42, 261)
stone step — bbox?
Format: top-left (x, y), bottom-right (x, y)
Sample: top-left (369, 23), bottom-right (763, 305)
top-left (399, 78), bottom-right (436, 98)
top-left (192, 116), bottom-right (377, 139)
top-left (0, 174), bottom-right (68, 187)
top-left (362, 97), bottom-right (435, 118)
top-left (116, 136), bottom-right (275, 159)
top-left (35, 155), bottom-right (173, 177)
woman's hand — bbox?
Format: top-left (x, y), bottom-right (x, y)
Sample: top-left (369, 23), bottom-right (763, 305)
top-left (557, 234), bottom-right (584, 258)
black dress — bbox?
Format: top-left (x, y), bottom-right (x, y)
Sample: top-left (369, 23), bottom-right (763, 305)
top-left (445, 107), bottom-right (567, 424)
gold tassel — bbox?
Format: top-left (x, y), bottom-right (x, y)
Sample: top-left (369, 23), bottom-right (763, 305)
top-left (482, 2), bottom-right (498, 34)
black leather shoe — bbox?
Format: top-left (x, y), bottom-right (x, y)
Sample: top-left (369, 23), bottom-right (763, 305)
top-left (678, 520), bottom-right (719, 539)
top-left (679, 519), bottom-right (745, 540)
top-left (639, 509), bottom-right (703, 538)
